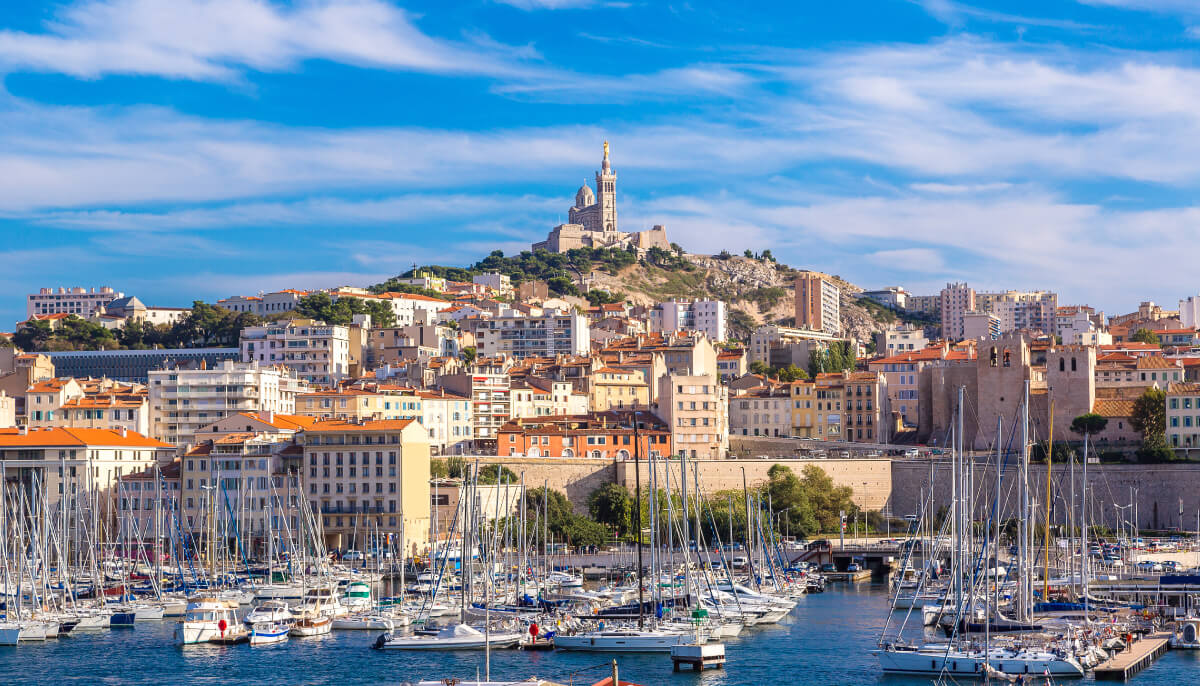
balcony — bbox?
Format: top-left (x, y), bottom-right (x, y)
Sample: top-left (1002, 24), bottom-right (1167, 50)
top-left (320, 504), bottom-right (388, 515)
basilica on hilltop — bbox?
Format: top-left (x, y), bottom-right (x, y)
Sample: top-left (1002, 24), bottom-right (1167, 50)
top-left (532, 142), bottom-right (670, 253)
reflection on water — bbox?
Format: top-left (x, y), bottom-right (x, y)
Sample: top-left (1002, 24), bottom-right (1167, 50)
top-left (0, 583), bottom-right (1194, 685)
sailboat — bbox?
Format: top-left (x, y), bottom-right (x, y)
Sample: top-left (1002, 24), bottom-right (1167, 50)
top-left (876, 384), bottom-right (1086, 678)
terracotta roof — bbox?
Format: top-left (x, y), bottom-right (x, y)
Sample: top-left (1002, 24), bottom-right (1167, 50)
top-left (27, 378), bottom-right (76, 393)
top-left (1167, 382), bottom-right (1200, 395)
top-left (1092, 399), bottom-right (1135, 418)
top-left (0, 427), bottom-right (170, 448)
top-left (61, 395), bottom-right (144, 409)
top-left (303, 418), bottom-right (417, 432)
top-left (236, 412), bottom-right (319, 431)
top-left (1136, 356), bottom-right (1180, 369)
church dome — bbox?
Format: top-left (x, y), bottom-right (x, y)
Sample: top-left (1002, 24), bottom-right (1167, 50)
top-left (575, 183), bottom-right (595, 208)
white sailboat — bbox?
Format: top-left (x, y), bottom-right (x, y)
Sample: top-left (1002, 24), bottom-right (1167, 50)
top-left (373, 623), bottom-right (523, 650)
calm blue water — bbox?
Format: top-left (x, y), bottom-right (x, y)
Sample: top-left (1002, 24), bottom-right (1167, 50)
top-left (2, 585), bottom-right (1198, 685)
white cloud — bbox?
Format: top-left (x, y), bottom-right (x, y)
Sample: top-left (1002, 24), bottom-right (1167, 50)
top-left (866, 248), bottom-right (945, 272)
top-left (0, 0), bottom-right (542, 81)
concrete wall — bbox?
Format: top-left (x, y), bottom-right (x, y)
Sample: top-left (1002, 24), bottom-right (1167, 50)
top-left (892, 458), bottom-right (1200, 531)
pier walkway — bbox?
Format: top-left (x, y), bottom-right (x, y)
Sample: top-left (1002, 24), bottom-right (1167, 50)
top-left (1093, 632), bottom-right (1170, 681)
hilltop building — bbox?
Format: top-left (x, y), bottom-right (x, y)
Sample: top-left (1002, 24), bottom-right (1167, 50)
top-left (533, 142), bottom-right (671, 253)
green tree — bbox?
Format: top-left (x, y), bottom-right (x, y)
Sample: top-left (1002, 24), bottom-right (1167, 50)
top-left (1131, 387), bottom-right (1166, 444)
top-left (777, 364), bottom-right (808, 382)
top-left (588, 483), bottom-right (633, 538)
top-left (1130, 328), bottom-right (1161, 346)
top-left (461, 346), bottom-right (477, 365)
top-left (476, 464), bottom-right (518, 485)
top-left (743, 249), bottom-right (754, 258)
top-left (1070, 412), bottom-right (1108, 438)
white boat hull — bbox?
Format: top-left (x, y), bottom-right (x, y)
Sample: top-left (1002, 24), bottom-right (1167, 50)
top-left (554, 631), bottom-right (690, 653)
top-left (877, 646), bottom-right (1085, 677)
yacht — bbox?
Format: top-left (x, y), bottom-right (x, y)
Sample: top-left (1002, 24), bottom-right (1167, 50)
top-left (341, 580), bottom-right (373, 611)
top-left (244, 599), bottom-right (293, 626)
top-left (876, 643), bottom-right (1085, 677)
top-left (373, 623), bottom-right (523, 650)
top-left (553, 627), bottom-right (694, 653)
top-left (176, 597), bottom-right (248, 645)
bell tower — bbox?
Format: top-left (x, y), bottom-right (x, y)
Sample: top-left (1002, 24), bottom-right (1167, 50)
top-left (595, 140), bottom-right (618, 233)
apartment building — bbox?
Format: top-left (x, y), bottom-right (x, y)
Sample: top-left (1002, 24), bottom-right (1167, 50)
top-left (940, 282), bottom-right (976, 341)
top-left (0, 427), bottom-right (173, 507)
top-left (296, 388), bottom-right (421, 422)
top-left (497, 411), bottom-right (671, 459)
top-left (794, 273), bottom-right (840, 335)
top-left (1167, 382), bottom-right (1200, 450)
top-left (438, 370), bottom-right (512, 446)
top-left (410, 389), bottom-right (472, 456)
top-left (148, 360), bottom-right (306, 448)
top-left (843, 371), bottom-right (888, 443)
top-left (990, 291), bottom-right (1058, 334)
top-left (962, 311), bottom-right (1001, 340)
top-left (588, 366), bottom-right (649, 411)
top-left (472, 273), bottom-right (513, 297)
top-left (510, 378), bottom-right (588, 418)
top-left (874, 326), bottom-right (928, 355)
top-left (177, 432), bottom-right (304, 552)
top-left (240, 319), bottom-right (350, 386)
top-left (27, 286), bottom-right (122, 319)
top-left (302, 419), bottom-right (430, 553)
top-left (475, 310), bottom-right (590, 360)
top-left (650, 299), bottom-right (727, 342)
top-left (730, 386), bottom-right (791, 437)
top-left (655, 374), bottom-right (728, 458)
top-left (716, 349), bottom-right (747, 382)
top-left (789, 374), bottom-right (845, 440)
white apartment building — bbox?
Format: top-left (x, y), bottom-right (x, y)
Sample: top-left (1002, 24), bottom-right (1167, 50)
top-left (875, 326), bottom-right (928, 355)
top-left (475, 310), bottom-right (590, 360)
top-left (240, 320), bottom-right (350, 386)
top-left (991, 291), bottom-right (1058, 334)
top-left (217, 290), bottom-right (307, 317)
top-left (940, 282), bottom-right (976, 341)
top-left (650, 299), bottom-right (727, 342)
top-left (148, 360), bottom-right (306, 447)
top-left (27, 287), bottom-right (123, 319)
top-left (1180, 296), bottom-right (1200, 330)
top-left (413, 390), bottom-right (473, 456)
top-left (510, 380), bottom-right (589, 419)
top-left (438, 372), bottom-right (512, 444)
top-left (472, 273), bottom-right (513, 297)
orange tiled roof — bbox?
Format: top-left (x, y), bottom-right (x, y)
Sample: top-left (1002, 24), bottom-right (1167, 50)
top-left (235, 412), bottom-right (318, 430)
top-left (1092, 399), bottom-right (1135, 417)
top-left (0, 427), bottom-right (170, 448)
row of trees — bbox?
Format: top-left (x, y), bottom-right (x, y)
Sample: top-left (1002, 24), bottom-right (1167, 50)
top-left (584, 464), bottom-right (858, 542)
top-left (11, 301), bottom-right (261, 352)
top-left (748, 360), bottom-right (808, 382)
top-left (287, 292), bottom-right (397, 328)
top-left (807, 340), bottom-right (856, 378)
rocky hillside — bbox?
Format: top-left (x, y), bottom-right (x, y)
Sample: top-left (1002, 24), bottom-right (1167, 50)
top-left (582, 253), bottom-right (895, 343)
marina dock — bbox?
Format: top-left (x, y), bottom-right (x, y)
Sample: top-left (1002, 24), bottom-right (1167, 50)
top-left (1093, 632), bottom-right (1170, 681)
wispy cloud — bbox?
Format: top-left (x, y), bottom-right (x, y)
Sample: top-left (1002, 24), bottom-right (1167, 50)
top-left (916, 0), bottom-right (1105, 30)
top-left (0, 0), bottom-right (542, 81)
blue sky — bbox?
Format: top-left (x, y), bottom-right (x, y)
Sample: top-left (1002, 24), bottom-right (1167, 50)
top-left (3, 0), bottom-right (1200, 327)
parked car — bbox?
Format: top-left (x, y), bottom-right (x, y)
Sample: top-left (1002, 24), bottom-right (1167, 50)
top-left (846, 563), bottom-right (862, 572)
top-left (730, 555), bottom-right (749, 569)
top-left (1135, 560), bottom-right (1162, 573)
top-left (820, 563), bottom-right (837, 573)
top-left (343, 549), bottom-right (364, 562)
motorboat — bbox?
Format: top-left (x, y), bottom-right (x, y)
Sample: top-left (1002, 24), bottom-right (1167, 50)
top-left (1171, 617), bottom-right (1200, 649)
top-left (0, 622), bottom-right (20, 645)
top-left (373, 623), bottom-right (523, 650)
top-left (341, 581), bottom-right (373, 611)
top-left (244, 600), bottom-right (294, 626)
top-left (289, 610), bottom-right (332, 637)
top-left (176, 597), bottom-right (248, 645)
top-left (249, 620), bottom-right (292, 645)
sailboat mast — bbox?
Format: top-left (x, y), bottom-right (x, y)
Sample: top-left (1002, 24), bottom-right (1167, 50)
top-left (1044, 401), bottom-right (1054, 603)
top-left (632, 404), bottom-right (645, 630)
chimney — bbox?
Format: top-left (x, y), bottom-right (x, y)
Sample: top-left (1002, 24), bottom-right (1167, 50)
top-left (266, 410), bottom-right (275, 425)
top-left (119, 427), bottom-right (128, 438)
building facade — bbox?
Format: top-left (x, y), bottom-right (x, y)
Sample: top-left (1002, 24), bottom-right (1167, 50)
top-left (650, 299), bottom-right (727, 342)
top-left (240, 319), bottom-right (350, 386)
top-left (794, 274), bottom-right (840, 335)
top-left (656, 374), bottom-right (728, 458)
top-left (476, 310), bottom-right (590, 360)
top-left (27, 286), bottom-right (123, 319)
top-left (148, 360), bottom-right (306, 447)
top-left (940, 282), bottom-right (976, 341)
top-left (302, 419), bottom-right (431, 554)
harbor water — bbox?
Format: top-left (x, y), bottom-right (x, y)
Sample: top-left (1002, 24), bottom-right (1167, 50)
top-left (3, 583), bottom-right (1198, 685)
